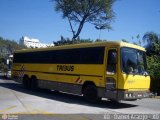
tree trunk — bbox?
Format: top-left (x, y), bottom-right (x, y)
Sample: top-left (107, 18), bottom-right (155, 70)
top-left (72, 16), bottom-right (87, 40)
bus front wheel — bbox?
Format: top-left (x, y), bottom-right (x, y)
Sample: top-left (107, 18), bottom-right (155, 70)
top-left (83, 84), bottom-right (101, 103)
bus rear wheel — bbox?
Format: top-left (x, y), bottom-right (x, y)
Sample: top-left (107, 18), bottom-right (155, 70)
top-left (23, 76), bottom-right (30, 89)
top-left (83, 84), bottom-right (101, 103)
top-left (30, 76), bottom-right (38, 91)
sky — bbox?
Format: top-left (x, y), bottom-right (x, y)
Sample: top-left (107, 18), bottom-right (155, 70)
top-left (0, 0), bottom-right (160, 44)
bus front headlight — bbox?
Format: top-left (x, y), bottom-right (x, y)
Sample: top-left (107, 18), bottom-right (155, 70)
top-left (106, 78), bottom-right (116, 90)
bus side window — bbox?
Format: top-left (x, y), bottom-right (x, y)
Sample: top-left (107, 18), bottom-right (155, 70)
top-left (107, 49), bottom-right (117, 75)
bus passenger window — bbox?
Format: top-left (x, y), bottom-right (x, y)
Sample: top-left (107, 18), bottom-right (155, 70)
top-left (107, 49), bottom-right (117, 74)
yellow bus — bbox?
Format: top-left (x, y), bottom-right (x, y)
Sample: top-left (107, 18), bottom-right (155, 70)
top-left (11, 41), bottom-right (150, 102)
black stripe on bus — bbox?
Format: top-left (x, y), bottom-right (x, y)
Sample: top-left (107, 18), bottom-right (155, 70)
top-left (12, 70), bottom-right (103, 78)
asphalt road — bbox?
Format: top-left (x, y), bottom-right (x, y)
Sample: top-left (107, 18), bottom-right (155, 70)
top-left (0, 77), bottom-right (160, 120)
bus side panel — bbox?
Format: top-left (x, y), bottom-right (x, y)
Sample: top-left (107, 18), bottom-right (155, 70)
top-left (12, 63), bottom-right (106, 95)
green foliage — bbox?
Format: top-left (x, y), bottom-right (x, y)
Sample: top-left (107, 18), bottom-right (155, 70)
top-left (95, 39), bottom-right (107, 42)
top-left (53, 36), bottom-right (93, 46)
top-left (121, 39), bottom-right (128, 43)
top-left (143, 32), bottom-right (160, 56)
top-left (0, 36), bottom-right (26, 74)
top-left (147, 55), bottom-right (160, 79)
top-left (147, 55), bottom-right (160, 94)
top-left (0, 62), bottom-right (8, 75)
top-left (143, 32), bottom-right (159, 44)
top-left (53, 36), bottom-right (109, 46)
top-left (53, 0), bottom-right (115, 39)
top-left (0, 37), bottom-right (26, 54)
top-left (131, 34), bottom-right (142, 46)
top-left (143, 32), bottom-right (160, 94)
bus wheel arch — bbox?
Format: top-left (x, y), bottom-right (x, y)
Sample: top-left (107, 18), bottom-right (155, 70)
top-left (82, 81), bottom-right (101, 102)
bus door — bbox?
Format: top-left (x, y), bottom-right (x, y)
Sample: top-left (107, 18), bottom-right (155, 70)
top-left (105, 48), bottom-right (118, 100)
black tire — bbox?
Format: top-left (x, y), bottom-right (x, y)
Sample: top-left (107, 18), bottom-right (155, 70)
top-left (83, 84), bottom-right (101, 103)
top-left (30, 77), bottom-right (38, 91)
top-left (54, 90), bottom-right (60, 93)
top-left (23, 76), bottom-right (30, 89)
top-left (109, 99), bottom-right (120, 103)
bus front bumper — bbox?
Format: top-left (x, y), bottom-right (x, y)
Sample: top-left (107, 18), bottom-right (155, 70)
top-left (98, 88), bottom-right (150, 101)
top-left (116, 90), bottom-right (150, 100)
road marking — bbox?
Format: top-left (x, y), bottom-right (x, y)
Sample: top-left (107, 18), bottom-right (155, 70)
top-left (11, 105), bottom-right (89, 120)
top-left (12, 105), bottom-right (53, 114)
top-left (0, 106), bottom-right (16, 113)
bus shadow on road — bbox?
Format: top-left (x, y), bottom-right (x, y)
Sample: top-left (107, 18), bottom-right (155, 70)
top-left (0, 75), bottom-right (12, 80)
top-left (0, 81), bottom-right (137, 109)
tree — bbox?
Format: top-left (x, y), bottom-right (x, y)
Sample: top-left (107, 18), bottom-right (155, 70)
top-left (143, 32), bottom-right (160, 55)
top-left (53, 36), bottom-right (93, 46)
top-left (0, 62), bottom-right (8, 78)
top-left (130, 34), bottom-right (142, 46)
top-left (142, 32), bottom-right (160, 95)
top-left (121, 39), bottom-right (128, 43)
top-left (53, 0), bottom-right (115, 39)
top-left (95, 39), bottom-right (107, 42)
top-left (0, 36), bottom-right (27, 74)
top-left (0, 37), bottom-right (26, 54)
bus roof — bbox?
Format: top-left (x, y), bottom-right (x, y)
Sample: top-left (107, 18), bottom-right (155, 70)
top-left (15, 41), bottom-right (145, 53)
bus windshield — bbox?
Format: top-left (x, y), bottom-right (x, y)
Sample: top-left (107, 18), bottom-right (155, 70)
top-left (121, 47), bottom-right (148, 75)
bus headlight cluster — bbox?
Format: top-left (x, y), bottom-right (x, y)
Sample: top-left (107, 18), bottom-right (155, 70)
top-left (143, 93), bottom-right (149, 97)
top-left (125, 93), bottom-right (134, 98)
